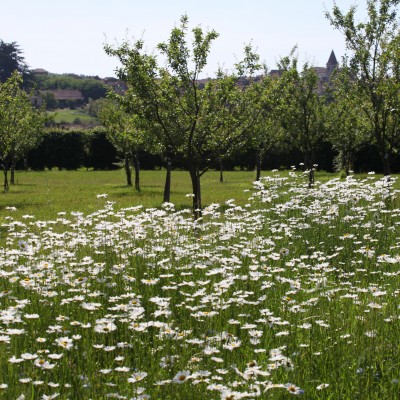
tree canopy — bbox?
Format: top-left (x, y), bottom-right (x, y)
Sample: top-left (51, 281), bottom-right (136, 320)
top-left (98, 99), bottom-right (145, 190)
top-left (326, 0), bottom-right (400, 175)
top-left (105, 15), bottom-right (263, 217)
top-left (276, 53), bottom-right (328, 185)
top-left (0, 71), bottom-right (48, 190)
top-left (0, 40), bottom-right (30, 86)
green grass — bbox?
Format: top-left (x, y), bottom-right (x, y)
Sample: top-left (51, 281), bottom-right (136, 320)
top-left (0, 169), bottom-right (259, 220)
top-left (0, 171), bottom-right (400, 399)
top-left (1, 169), bottom-right (397, 221)
top-left (48, 109), bottom-right (99, 124)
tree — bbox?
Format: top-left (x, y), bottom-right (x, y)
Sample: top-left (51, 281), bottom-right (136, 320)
top-left (0, 72), bottom-right (47, 190)
top-left (105, 15), bottom-right (262, 218)
top-left (277, 54), bottom-right (328, 186)
top-left (325, 66), bottom-right (369, 175)
top-left (80, 79), bottom-right (108, 101)
top-left (0, 40), bottom-right (31, 86)
top-left (247, 74), bottom-right (284, 180)
top-left (98, 99), bottom-right (144, 190)
top-left (326, 0), bottom-right (400, 175)
top-left (41, 91), bottom-right (59, 110)
top-left (36, 74), bottom-right (79, 90)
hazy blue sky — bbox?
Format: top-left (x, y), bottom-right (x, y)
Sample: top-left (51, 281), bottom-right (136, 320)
top-left (2, 0), bottom-right (367, 78)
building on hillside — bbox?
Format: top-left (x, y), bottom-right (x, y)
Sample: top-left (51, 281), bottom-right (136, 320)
top-left (40, 89), bottom-right (84, 108)
top-left (31, 68), bottom-right (49, 76)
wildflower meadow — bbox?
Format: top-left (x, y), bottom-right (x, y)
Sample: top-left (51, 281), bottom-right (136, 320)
top-left (1, 170), bottom-right (400, 399)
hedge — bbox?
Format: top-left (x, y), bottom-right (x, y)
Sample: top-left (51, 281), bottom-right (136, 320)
top-left (20, 128), bottom-right (400, 173)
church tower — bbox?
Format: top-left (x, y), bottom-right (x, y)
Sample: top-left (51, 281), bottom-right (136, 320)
top-left (326, 50), bottom-right (338, 75)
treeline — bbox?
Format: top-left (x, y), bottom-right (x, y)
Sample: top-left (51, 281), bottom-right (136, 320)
top-left (19, 128), bottom-right (400, 173)
top-left (34, 74), bottom-right (108, 102)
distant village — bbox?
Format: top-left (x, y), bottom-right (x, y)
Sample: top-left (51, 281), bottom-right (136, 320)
top-left (30, 68), bottom-right (127, 109)
top-left (30, 51), bottom-right (339, 109)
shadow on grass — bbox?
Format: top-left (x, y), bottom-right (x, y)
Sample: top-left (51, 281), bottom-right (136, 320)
top-left (6, 183), bottom-right (36, 187)
top-left (113, 190), bottom-right (159, 198)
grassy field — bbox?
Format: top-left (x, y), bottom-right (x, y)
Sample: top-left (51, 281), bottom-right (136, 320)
top-left (0, 169), bottom-right (395, 220)
top-left (0, 169), bottom-right (399, 399)
top-left (0, 169), bottom-right (263, 220)
top-left (48, 109), bottom-right (99, 124)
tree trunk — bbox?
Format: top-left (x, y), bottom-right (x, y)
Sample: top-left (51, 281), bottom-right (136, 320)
top-left (10, 163), bottom-right (15, 185)
top-left (304, 151), bottom-right (315, 188)
top-left (255, 151), bottom-right (262, 181)
top-left (382, 152), bottom-right (391, 176)
top-left (134, 155), bottom-right (140, 192)
top-left (342, 151), bottom-right (349, 176)
top-left (189, 163), bottom-right (202, 220)
top-left (219, 158), bottom-right (224, 183)
top-left (344, 151), bottom-right (353, 176)
top-left (163, 159), bottom-right (171, 203)
top-left (308, 170), bottom-right (314, 188)
top-left (124, 156), bottom-right (132, 186)
top-left (345, 162), bottom-right (350, 177)
top-left (3, 165), bottom-right (9, 191)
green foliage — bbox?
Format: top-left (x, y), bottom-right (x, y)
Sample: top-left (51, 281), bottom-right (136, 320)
top-left (41, 91), bottom-right (58, 110)
top-left (34, 73), bottom-right (108, 101)
top-left (98, 99), bottom-right (145, 157)
top-left (25, 128), bottom-right (117, 171)
top-left (326, 66), bottom-right (369, 174)
top-left (246, 74), bottom-right (285, 178)
top-left (0, 71), bottom-right (48, 189)
top-left (105, 14), bottom-right (263, 215)
top-left (326, 0), bottom-right (400, 175)
top-left (85, 129), bottom-right (119, 170)
top-left (85, 97), bottom-right (108, 117)
top-left (276, 53), bottom-right (328, 181)
top-left (80, 78), bottom-right (108, 100)
top-left (0, 39), bottom-right (30, 85)
top-left (98, 99), bottom-right (146, 187)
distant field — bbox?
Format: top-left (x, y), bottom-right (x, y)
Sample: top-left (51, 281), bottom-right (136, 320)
top-left (48, 108), bottom-right (99, 124)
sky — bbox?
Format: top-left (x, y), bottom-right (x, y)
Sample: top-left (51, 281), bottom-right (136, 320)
top-left (1, 0), bottom-right (368, 79)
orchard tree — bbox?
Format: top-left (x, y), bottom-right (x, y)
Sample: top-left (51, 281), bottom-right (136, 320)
top-left (98, 99), bottom-right (145, 190)
top-left (247, 74), bottom-right (284, 180)
top-left (252, 118), bottom-right (285, 181)
top-left (0, 72), bottom-right (47, 190)
top-left (326, 0), bottom-right (400, 175)
top-left (380, 33), bottom-right (400, 161)
top-left (188, 66), bottom-right (265, 188)
top-left (326, 66), bottom-right (369, 175)
top-left (277, 54), bottom-right (328, 186)
top-left (105, 15), bottom-right (262, 217)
